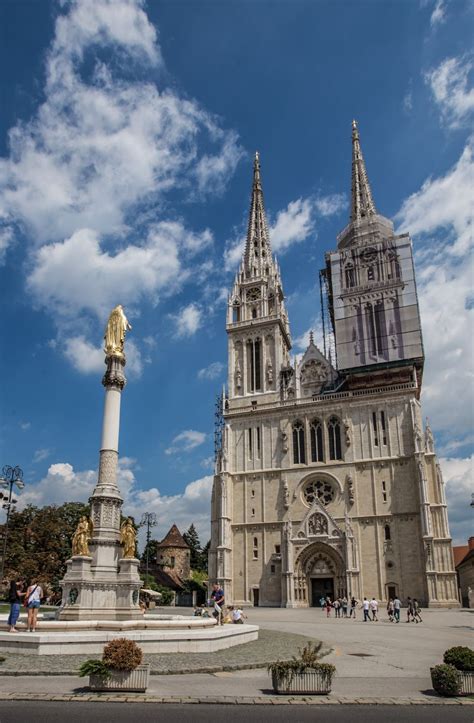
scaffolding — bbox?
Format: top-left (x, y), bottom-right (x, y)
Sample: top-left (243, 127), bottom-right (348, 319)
top-left (214, 391), bottom-right (225, 462)
top-left (319, 266), bottom-right (337, 372)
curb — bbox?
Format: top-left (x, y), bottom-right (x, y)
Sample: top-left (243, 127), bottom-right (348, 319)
top-left (0, 661), bottom-right (277, 676)
top-left (0, 692), bottom-right (472, 705)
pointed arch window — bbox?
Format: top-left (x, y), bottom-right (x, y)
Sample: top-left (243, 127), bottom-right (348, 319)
top-left (384, 524), bottom-right (391, 541)
top-left (292, 420), bottom-right (306, 464)
top-left (310, 419), bottom-right (324, 462)
top-left (328, 416), bottom-right (342, 461)
top-left (345, 264), bottom-right (355, 288)
top-left (247, 338), bottom-right (262, 392)
top-left (268, 293), bottom-right (275, 315)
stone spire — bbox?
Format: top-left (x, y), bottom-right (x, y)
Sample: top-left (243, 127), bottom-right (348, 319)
top-left (243, 151), bottom-right (272, 274)
top-left (350, 120), bottom-right (376, 223)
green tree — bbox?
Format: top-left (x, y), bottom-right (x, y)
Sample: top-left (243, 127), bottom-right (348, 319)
top-left (183, 523), bottom-right (201, 569)
top-left (198, 539), bottom-right (210, 573)
top-left (141, 539), bottom-right (158, 566)
top-left (1, 501), bottom-right (89, 593)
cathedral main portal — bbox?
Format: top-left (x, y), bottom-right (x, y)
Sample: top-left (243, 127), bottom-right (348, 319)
top-left (294, 542), bottom-right (346, 607)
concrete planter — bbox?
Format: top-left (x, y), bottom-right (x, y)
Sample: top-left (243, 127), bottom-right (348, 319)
top-left (272, 669), bottom-right (333, 695)
top-left (459, 671), bottom-right (474, 696)
top-left (89, 664), bottom-right (150, 692)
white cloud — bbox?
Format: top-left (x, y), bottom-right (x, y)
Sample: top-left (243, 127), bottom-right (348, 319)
top-left (200, 456), bottom-right (215, 470)
top-left (224, 193), bottom-right (346, 272)
top-left (165, 429), bottom-right (207, 455)
top-left (198, 361), bottom-right (224, 380)
top-left (440, 455), bottom-right (474, 544)
top-left (395, 140), bottom-right (473, 438)
top-left (171, 303), bottom-right (202, 338)
top-left (425, 56), bottom-right (474, 128)
top-left (63, 335), bottom-right (143, 377)
top-left (430, 0), bottom-right (447, 27)
top-left (20, 421), bottom-right (31, 431)
top-left (33, 448), bottom-right (52, 464)
top-left (293, 321), bottom-right (325, 353)
top-left (403, 90), bottom-right (413, 114)
top-left (13, 457), bottom-right (213, 544)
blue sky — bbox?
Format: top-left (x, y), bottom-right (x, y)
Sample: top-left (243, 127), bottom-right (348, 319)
top-left (0, 0), bottom-right (472, 546)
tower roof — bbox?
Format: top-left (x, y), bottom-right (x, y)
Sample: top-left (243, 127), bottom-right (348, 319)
top-left (243, 151), bottom-right (272, 272)
top-left (350, 120), bottom-right (376, 223)
top-left (157, 524), bottom-right (189, 549)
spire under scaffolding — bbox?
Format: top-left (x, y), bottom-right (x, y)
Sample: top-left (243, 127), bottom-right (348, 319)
top-left (350, 120), bottom-right (376, 223)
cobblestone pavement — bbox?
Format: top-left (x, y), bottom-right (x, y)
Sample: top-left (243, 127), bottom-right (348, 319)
top-left (0, 629), bottom-right (319, 675)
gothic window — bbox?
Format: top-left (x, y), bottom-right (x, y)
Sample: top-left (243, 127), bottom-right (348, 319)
top-left (310, 419), bottom-right (324, 462)
top-left (248, 428), bottom-right (253, 458)
top-left (328, 416), bottom-right (342, 460)
top-left (293, 420), bottom-right (306, 464)
top-left (384, 524), bottom-right (391, 541)
top-left (380, 411), bottom-right (387, 445)
top-left (303, 478), bottom-right (335, 506)
top-left (252, 307), bottom-right (257, 319)
top-left (232, 302), bottom-right (241, 323)
top-left (374, 301), bottom-right (386, 357)
top-left (382, 480), bottom-right (387, 503)
top-left (365, 303), bottom-right (377, 356)
top-left (247, 338), bottom-right (262, 392)
top-left (270, 564), bottom-right (275, 573)
top-left (253, 537), bottom-right (258, 559)
top-left (372, 412), bottom-right (379, 447)
top-left (268, 293), bottom-right (275, 315)
top-left (367, 266), bottom-right (375, 281)
top-left (256, 426), bottom-right (261, 458)
top-left (275, 544), bottom-right (281, 554)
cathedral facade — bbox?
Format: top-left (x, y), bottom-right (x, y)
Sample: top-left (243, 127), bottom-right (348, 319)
top-left (209, 123), bottom-right (459, 608)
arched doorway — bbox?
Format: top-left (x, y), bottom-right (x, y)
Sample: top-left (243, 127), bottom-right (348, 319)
top-left (294, 542), bottom-right (346, 607)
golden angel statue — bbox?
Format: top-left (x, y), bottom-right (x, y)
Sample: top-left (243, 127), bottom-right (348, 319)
top-left (71, 516), bottom-right (93, 556)
top-left (120, 517), bottom-right (137, 558)
top-left (104, 305), bottom-right (132, 358)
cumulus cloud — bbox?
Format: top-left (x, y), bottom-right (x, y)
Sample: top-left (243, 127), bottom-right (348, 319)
top-left (197, 361), bottom-right (224, 380)
top-left (63, 335), bottom-right (143, 377)
top-left (425, 55), bottom-right (474, 128)
top-left (14, 456), bottom-right (214, 544)
top-left (165, 430), bottom-right (207, 455)
top-left (440, 455), bottom-right (474, 544)
top-left (293, 322), bottom-right (325, 353)
top-left (395, 140), bottom-right (473, 439)
top-left (224, 193), bottom-right (346, 272)
top-left (171, 303), bottom-right (202, 338)
top-left (0, 0), bottom-right (240, 375)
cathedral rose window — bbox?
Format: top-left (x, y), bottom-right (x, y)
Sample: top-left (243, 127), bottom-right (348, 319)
top-left (303, 478), bottom-right (335, 506)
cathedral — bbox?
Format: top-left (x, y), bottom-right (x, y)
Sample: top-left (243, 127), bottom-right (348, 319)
top-left (209, 122), bottom-right (459, 608)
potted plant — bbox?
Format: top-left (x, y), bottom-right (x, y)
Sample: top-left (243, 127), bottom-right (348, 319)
top-left (268, 641), bottom-right (335, 695)
top-left (79, 638), bottom-right (150, 692)
top-left (443, 646), bottom-right (474, 695)
top-left (430, 663), bottom-right (461, 697)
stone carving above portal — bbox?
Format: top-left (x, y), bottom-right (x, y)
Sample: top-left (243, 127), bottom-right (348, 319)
top-left (293, 494), bottom-right (342, 544)
top-left (308, 513), bottom-right (328, 536)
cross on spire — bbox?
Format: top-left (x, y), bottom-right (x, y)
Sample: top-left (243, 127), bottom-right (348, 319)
top-left (243, 151), bottom-right (272, 273)
top-left (350, 120), bottom-right (376, 223)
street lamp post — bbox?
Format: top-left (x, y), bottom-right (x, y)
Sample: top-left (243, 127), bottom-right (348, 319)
top-left (0, 465), bottom-right (25, 582)
top-left (140, 512), bottom-right (157, 582)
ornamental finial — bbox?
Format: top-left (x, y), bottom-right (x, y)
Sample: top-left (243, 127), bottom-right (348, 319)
top-left (309, 329), bottom-right (314, 345)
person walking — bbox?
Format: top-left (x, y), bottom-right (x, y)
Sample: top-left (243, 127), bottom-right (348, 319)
top-left (319, 595), bottom-right (326, 610)
top-left (342, 596), bottom-right (348, 618)
top-left (386, 598), bottom-right (395, 622)
top-left (406, 597), bottom-right (414, 623)
top-left (25, 579), bottom-right (43, 632)
top-left (7, 578), bottom-right (24, 632)
top-left (413, 598), bottom-right (423, 623)
top-left (350, 596), bottom-right (357, 619)
top-left (333, 598), bottom-right (341, 618)
top-left (362, 597), bottom-right (370, 622)
top-left (393, 596), bottom-right (401, 623)
top-left (210, 583), bottom-right (225, 625)
top-left (325, 596), bottom-right (332, 618)
top-left (369, 597), bottom-right (379, 621)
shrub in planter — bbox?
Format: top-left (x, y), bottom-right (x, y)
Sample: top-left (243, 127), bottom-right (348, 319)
top-left (78, 638), bottom-right (149, 692)
top-left (430, 664), bottom-right (461, 697)
top-left (102, 638), bottom-right (143, 671)
top-left (268, 641), bottom-right (336, 695)
top-left (443, 646), bottom-right (474, 672)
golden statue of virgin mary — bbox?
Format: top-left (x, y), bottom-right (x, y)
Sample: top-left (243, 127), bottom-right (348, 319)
top-left (104, 305), bottom-right (132, 358)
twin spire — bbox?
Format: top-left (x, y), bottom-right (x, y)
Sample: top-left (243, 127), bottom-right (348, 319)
top-left (241, 121), bottom-right (376, 268)
top-left (350, 119), bottom-right (376, 223)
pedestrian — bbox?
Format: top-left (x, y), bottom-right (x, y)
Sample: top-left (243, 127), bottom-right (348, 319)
top-left (342, 596), bottom-right (348, 618)
top-left (210, 583), bottom-right (225, 625)
top-left (361, 597), bottom-right (370, 621)
top-left (369, 597), bottom-right (379, 621)
top-left (25, 578), bottom-right (43, 632)
top-left (406, 596), bottom-right (414, 623)
top-left (393, 595), bottom-right (401, 623)
top-left (333, 598), bottom-right (341, 618)
top-left (7, 578), bottom-right (25, 632)
top-left (386, 598), bottom-right (395, 622)
top-left (325, 596), bottom-right (332, 618)
top-left (413, 598), bottom-right (423, 623)
top-left (350, 596), bottom-right (357, 619)
top-left (319, 595), bottom-right (326, 610)
top-left (232, 606), bottom-right (246, 624)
